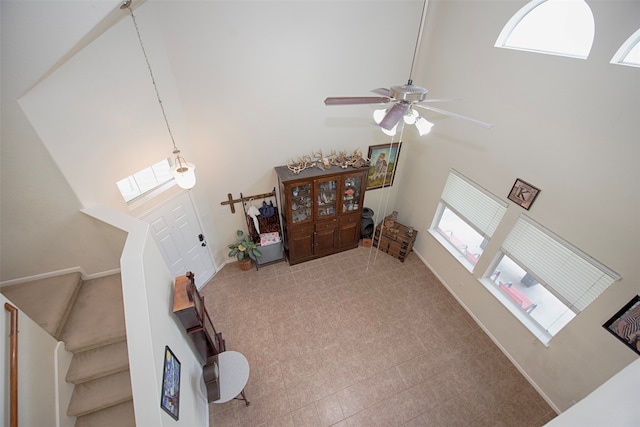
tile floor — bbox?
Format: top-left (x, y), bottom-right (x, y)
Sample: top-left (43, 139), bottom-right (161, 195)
top-left (201, 246), bottom-right (557, 427)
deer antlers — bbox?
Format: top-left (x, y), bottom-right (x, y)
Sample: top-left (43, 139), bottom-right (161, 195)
top-left (286, 149), bottom-right (369, 174)
top-left (287, 154), bottom-right (316, 174)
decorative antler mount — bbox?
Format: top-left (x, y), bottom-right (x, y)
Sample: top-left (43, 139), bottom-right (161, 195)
top-left (286, 149), bottom-right (369, 174)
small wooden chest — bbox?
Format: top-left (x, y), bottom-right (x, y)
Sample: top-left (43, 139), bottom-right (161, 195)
top-left (372, 217), bottom-right (417, 262)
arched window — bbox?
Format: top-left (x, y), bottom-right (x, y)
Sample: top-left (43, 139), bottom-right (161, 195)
top-left (611, 28), bottom-right (640, 68)
top-left (495, 0), bottom-right (595, 59)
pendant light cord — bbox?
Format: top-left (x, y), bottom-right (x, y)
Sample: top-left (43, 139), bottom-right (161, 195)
top-left (122, 2), bottom-right (180, 155)
top-left (366, 1), bottom-right (428, 270)
top-left (365, 127), bottom-right (405, 272)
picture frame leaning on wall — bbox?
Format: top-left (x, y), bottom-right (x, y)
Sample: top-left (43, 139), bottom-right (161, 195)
top-left (367, 142), bottom-right (402, 190)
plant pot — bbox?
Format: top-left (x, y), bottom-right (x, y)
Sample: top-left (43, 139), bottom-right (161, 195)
top-left (238, 257), bottom-right (253, 271)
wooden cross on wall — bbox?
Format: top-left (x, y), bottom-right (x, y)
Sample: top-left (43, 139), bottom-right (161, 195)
top-left (220, 193), bottom-right (241, 213)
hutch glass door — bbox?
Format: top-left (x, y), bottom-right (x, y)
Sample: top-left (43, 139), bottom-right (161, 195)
top-left (290, 183), bottom-right (312, 224)
top-left (315, 178), bottom-right (337, 220)
top-left (342, 174), bottom-right (364, 213)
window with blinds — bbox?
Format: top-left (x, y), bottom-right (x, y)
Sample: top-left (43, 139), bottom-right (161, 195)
top-left (503, 216), bottom-right (620, 312)
top-left (431, 170), bottom-right (508, 270)
top-left (485, 215), bottom-right (621, 343)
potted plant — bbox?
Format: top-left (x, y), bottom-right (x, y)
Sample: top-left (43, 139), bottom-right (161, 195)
top-left (228, 230), bottom-right (262, 271)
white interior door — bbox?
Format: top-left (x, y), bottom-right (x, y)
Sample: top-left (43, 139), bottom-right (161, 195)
top-left (141, 192), bottom-right (215, 288)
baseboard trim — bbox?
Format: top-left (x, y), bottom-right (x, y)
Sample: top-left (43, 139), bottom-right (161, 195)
top-left (0, 267), bottom-right (86, 288)
top-left (0, 267), bottom-right (122, 288)
top-left (411, 248), bottom-right (561, 415)
top-left (84, 268), bottom-right (122, 281)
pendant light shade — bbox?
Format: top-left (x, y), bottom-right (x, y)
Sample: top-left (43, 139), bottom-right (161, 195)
top-left (122, 1), bottom-right (196, 190)
top-left (171, 150), bottom-right (196, 189)
top-left (373, 108), bottom-right (386, 124)
top-left (373, 108), bottom-right (397, 136)
top-left (403, 109), bottom-right (419, 125)
top-left (415, 117), bottom-right (434, 136)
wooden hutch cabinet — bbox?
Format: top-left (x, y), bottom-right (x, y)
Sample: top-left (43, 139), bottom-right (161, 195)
top-left (275, 165), bottom-right (368, 265)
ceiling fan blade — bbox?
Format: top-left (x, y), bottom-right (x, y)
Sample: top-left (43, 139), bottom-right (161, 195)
top-left (415, 104), bottom-right (493, 129)
top-left (421, 98), bottom-right (462, 103)
top-left (324, 96), bottom-right (390, 106)
top-left (380, 103), bottom-right (409, 130)
top-left (371, 88), bottom-right (392, 97)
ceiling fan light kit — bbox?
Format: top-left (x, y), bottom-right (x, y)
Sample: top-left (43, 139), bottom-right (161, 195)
top-left (403, 109), bottom-right (419, 125)
top-left (324, 0), bottom-right (492, 135)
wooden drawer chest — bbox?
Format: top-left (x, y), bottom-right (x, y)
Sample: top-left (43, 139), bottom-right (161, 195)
top-left (373, 217), bottom-right (417, 262)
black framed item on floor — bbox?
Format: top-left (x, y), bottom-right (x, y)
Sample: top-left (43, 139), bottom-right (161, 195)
top-left (160, 345), bottom-right (181, 420)
top-left (603, 295), bottom-right (640, 356)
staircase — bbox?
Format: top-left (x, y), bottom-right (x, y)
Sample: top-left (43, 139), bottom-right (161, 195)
top-left (1, 272), bottom-right (135, 426)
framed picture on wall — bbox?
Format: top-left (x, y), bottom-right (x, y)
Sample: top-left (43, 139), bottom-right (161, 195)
top-left (603, 295), bottom-right (640, 356)
top-left (507, 178), bottom-right (540, 210)
top-left (160, 346), bottom-right (181, 420)
top-left (367, 143), bottom-right (402, 190)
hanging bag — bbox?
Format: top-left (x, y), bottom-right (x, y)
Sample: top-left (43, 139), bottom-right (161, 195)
top-left (259, 201), bottom-right (275, 218)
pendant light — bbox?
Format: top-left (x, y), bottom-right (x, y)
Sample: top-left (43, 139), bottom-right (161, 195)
top-left (121, 1), bottom-right (196, 189)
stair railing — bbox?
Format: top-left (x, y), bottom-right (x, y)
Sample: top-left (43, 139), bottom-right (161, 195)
top-left (5, 302), bottom-right (18, 427)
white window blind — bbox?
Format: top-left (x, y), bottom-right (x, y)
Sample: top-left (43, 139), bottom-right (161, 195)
top-left (502, 215), bottom-right (620, 312)
top-left (441, 170), bottom-right (508, 238)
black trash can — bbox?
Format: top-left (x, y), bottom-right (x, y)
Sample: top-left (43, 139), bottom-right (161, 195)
top-left (361, 208), bottom-right (375, 239)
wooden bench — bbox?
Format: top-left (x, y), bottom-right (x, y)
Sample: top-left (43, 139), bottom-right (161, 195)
top-left (499, 281), bottom-right (537, 313)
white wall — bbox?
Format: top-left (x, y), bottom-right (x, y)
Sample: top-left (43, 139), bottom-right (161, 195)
top-left (85, 206), bottom-right (209, 426)
top-left (0, 0), bottom-right (129, 281)
top-left (396, 0), bottom-right (640, 413)
top-left (544, 358), bottom-right (640, 427)
top-left (1, 295), bottom-right (74, 427)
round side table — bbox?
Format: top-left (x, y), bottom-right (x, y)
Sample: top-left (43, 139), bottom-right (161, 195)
top-left (212, 351), bottom-right (250, 406)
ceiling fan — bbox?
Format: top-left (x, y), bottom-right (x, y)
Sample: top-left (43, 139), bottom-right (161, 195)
top-left (324, 0), bottom-right (492, 136)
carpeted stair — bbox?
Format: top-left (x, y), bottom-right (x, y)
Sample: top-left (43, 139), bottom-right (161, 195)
top-left (1, 273), bottom-right (135, 426)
